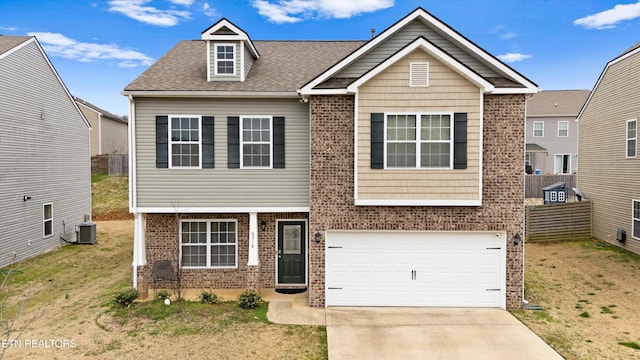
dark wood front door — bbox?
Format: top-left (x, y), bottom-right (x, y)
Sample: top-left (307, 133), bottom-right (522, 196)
top-left (277, 221), bottom-right (306, 284)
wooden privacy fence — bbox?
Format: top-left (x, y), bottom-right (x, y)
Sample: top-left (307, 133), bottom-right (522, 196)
top-left (525, 175), bottom-right (576, 198)
top-left (108, 154), bottom-right (129, 176)
top-left (526, 201), bottom-right (591, 242)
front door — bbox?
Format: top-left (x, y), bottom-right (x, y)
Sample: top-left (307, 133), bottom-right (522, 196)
top-left (277, 221), bottom-right (306, 284)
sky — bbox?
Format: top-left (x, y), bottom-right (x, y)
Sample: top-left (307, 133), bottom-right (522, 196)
top-left (2, 0), bottom-right (640, 116)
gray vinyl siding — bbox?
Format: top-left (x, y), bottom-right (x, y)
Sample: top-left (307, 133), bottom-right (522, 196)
top-left (0, 40), bottom-right (91, 268)
top-left (209, 41), bottom-right (241, 82)
top-left (336, 19), bottom-right (500, 79)
top-left (525, 116), bottom-right (577, 175)
top-left (243, 43), bottom-right (255, 80)
top-left (578, 51), bottom-right (640, 254)
top-left (133, 98), bottom-right (310, 209)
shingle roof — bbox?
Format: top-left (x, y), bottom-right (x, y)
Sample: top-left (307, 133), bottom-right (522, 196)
top-left (124, 40), bottom-right (365, 93)
top-left (74, 96), bottom-right (128, 124)
top-left (0, 35), bottom-right (32, 56)
top-left (527, 90), bottom-right (590, 117)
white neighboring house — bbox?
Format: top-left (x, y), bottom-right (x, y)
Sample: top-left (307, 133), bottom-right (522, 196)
top-left (0, 36), bottom-right (92, 268)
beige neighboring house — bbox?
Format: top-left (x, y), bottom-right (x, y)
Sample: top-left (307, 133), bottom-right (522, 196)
top-left (525, 90), bottom-right (590, 175)
top-left (577, 42), bottom-right (640, 254)
top-left (74, 96), bottom-right (128, 155)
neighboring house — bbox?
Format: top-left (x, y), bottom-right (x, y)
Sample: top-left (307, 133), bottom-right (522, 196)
top-left (0, 36), bottom-right (91, 268)
top-left (75, 96), bottom-right (128, 156)
top-left (124, 8), bottom-right (537, 309)
top-left (525, 90), bottom-right (590, 175)
top-left (577, 42), bottom-right (640, 254)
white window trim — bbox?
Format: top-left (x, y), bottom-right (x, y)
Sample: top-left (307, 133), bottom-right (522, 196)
top-left (533, 121), bottom-right (544, 137)
top-left (633, 199), bottom-right (640, 240)
top-left (409, 62), bottom-right (429, 87)
top-left (43, 203), bottom-right (53, 238)
top-left (240, 115), bottom-right (273, 169)
top-left (557, 121), bottom-right (568, 137)
top-left (626, 119), bottom-right (637, 159)
top-left (214, 43), bottom-right (236, 76)
top-left (179, 219), bottom-right (238, 269)
top-left (383, 112), bottom-right (454, 170)
top-left (168, 115), bottom-right (202, 169)
top-left (558, 191), bottom-right (566, 202)
top-left (554, 154), bottom-right (571, 175)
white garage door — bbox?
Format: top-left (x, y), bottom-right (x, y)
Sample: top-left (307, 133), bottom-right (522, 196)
top-left (325, 231), bottom-right (506, 308)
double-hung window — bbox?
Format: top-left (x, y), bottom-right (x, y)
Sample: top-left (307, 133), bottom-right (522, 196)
top-left (43, 203), bottom-right (52, 238)
top-left (215, 43), bottom-right (235, 75)
top-left (170, 116), bottom-right (201, 168)
top-left (241, 116), bottom-right (272, 168)
top-left (386, 113), bottom-right (452, 169)
top-left (180, 220), bottom-right (237, 268)
top-left (627, 119), bottom-right (637, 158)
top-left (633, 200), bottom-right (640, 239)
top-left (558, 121), bottom-right (568, 137)
top-left (533, 121), bottom-right (543, 137)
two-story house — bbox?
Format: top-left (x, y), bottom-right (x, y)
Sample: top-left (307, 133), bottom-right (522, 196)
top-left (124, 8), bottom-right (538, 309)
top-left (525, 90), bottom-right (590, 175)
top-left (74, 96), bottom-right (128, 156)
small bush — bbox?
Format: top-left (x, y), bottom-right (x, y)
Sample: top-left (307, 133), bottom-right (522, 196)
top-left (199, 291), bottom-right (220, 305)
top-left (112, 288), bottom-right (139, 307)
top-left (155, 290), bottom-right (171, 302)
top-left (237, 291), bottom-right (262, 309)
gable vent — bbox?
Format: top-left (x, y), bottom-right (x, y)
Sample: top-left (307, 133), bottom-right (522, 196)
top-left (410, 62), bottom-right (429, 87)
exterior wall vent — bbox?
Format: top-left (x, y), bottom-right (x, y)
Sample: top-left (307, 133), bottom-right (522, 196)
top-left (410, 62), bottom-right (429, 87)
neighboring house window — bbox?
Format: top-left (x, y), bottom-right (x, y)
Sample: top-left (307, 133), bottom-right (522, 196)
top-left (633, 200), bottom-right (640, 239)
top-left (180, 220), bottom-right (237, 268)
top-left (170, 116), bottom-right (201, 168)
top-left (43, 203), bottom-right (52, 238)
top-left (533, 121), bottom-right (543, 137)
top-left (215, 43), bottom-right (235, 75)
top-left (558, 121), bottom-right (568, 137)
top-left (241, 116), bottom-right (272, 168)
top-left (386, 113), bottom-right (452, 169)
top-left (554, 154), bottom-right (570, 174)
top-left (525, 153), bottom-right (531, 167)
top-left (627, 119), bottom-right (637, 158)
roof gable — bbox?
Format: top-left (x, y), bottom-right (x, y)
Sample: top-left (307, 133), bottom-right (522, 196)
top-left (201, 18), bottom-right (259, 59)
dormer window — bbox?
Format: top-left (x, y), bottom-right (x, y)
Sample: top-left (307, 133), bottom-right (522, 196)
top-left (215, 43), bottom-right (236, 75)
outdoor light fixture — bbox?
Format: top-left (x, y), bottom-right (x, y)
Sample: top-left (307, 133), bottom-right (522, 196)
top-left (315, 231), bottom-right (322, 244)
top-left (261, 221), bottom-right (267, 231)
top-left (23, 195), bottom-right (31, 201)
top-left (513, 233), bottom-right (522, 245)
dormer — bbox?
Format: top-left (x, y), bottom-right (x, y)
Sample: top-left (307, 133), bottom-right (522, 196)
top-left (201, 19), bottom-right (260, 82)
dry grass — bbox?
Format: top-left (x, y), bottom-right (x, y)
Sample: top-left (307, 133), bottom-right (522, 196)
top-left (91, 174), bottom-right (130, 220)
top-left (513, 240), bottom-right (640, 359)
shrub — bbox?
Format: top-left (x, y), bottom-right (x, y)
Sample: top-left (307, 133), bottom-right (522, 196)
top-left (155, 290), bottom-right (171, 302)
top-left (237, 291), bottom-right (261, 309)
top-left (112, 288), bottom-right (139, 307)
top-left (199, 291), bottom-right (220, 305)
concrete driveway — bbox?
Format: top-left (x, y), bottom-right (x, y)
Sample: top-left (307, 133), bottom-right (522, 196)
top-left (325, 307), bottom-right (563, 360)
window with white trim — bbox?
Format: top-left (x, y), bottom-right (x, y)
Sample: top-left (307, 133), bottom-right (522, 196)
top-left (558, 121), bottom-right (568, 137)
top-left (180, 220), bottom-right (237, 268)
top-left (215, 43), bottom-right (235, 75)
top-left (627, 119), bottom-right (637, 158)
top-left (43, 203), bottom-right (52, 238)
top-left (241, 116), bottom-right (272, 168)
top-left (633, 200), bottom-right (640, 239)
top-left (554, 154), bottom-right (570, 174)
top-left (533, 121), bottom-right (543, 137)
top-left (386, 113), bottom-right (452, 169)
top-left (170, 116), bottom-right (201, 168)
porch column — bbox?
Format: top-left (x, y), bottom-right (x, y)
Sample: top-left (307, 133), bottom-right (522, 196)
top-left (247, 212), bottom-right (260, 292)
top-left (132, 213), bottom-right (147, 290)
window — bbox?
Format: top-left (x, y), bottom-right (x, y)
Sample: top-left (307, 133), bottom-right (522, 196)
top-left (386, 113), bottom-right (451, 169)
top-left (558, 191), bottom-right (566, 202)
top-left (170, 116), bottom-right (201, 168)
top-left (558, 121), bottom-right (568, 137)
top-left (554, 154), bottom-right (570, 174)
top-left (215, 43), bottom-right (235, 75)
top-left (180, 220), bottom-right (237, 268)
top-left (533, 121), bottom-right (543, 137)
top-left (43, 203), bottom-right (52, 238)
top-left (634, 200), bottom-right (640, 239)
top-left (241, 116), bottom-right (272, 168)
top-left (627, 119), bottom-right (637, 158)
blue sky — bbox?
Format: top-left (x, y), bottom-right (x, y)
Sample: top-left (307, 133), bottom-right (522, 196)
top-left (2, 0), bottom-right (640, 116)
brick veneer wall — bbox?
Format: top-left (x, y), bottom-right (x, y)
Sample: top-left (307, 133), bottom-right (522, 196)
top-left (309, 94), bottom-right (526, 309)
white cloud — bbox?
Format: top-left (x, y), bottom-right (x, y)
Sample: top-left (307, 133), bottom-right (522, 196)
top-left (252, 0), bottom-right (394, 23)
top-left (574, 1), bottom-right (640, 29)
top-left (202, 2), bottom-right (217, 18)
top-left (29, 32), bottom-right (154, 67)
top-left (497, 52), bottom-right (532, 63)
top-left (108, 0), bottom-right (191, 26)
top-left (0, 26), bottom-right (17, 32)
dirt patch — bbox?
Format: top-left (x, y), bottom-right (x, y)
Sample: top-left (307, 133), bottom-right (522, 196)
top-left (514, 240), bottom-right (640, 359)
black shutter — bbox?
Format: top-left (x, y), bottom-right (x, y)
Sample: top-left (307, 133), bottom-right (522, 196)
top-left (273, 117), bottom-right (285, 168)
top-left (202, 116), bottom-right (215, 168)
top-left (155, 115), bottom-right (168, 168)
top-left (453, 112), bottom-right (467, 169)
top-left (227, 116), bottom-right (240, 168)
top-left (371, 113), bottom-right (385, 169)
